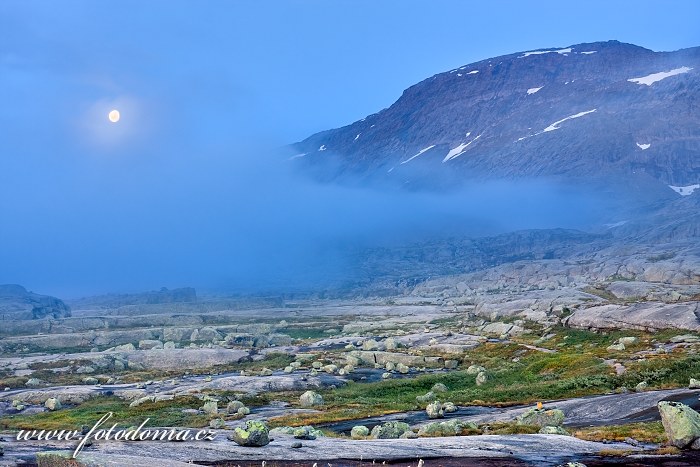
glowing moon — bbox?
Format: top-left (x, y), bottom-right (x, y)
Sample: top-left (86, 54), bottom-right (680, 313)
top-left (108, 109), bottom-right (120, 123)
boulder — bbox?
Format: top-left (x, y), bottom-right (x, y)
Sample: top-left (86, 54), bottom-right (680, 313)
top-left (82, 377), bottom-right (99, 385)
top-left (350, 425), bottom-right (370, 439)
top-left (25, 378), bottom-right (43, 387)
top-left (416, 391), bottom-right (436, 403)
top-left (466, 365), bottom-right (485, 375)
top-left (44, 398), bottom-right (61, 411)
top-left (607, 343), bottom-right (626, 352)
top-left (200, 400), bottom-right (218, 415)
top-left (635, 381), bottom-right (649, 392)
top-left (516, 407), bottom-right (565, 427)
top-left (432, 383), bottom-right (449, 393)
top-left (362, 339), bottom-right (380, 351)
top-left (292, 425), bottom-right (323, 440)
top-left (539, 425), bottom-right (570, 435)
top-left (426, 401), bottom-right (444, 419)
top-left (443, 402), bottom-right (458, 413)
top-left (370, 421), bottom-right (412, 439)
top-left (227, 401), bottom-right (245, 413)
top-left (418, 420), bottom-right (476, 437)
top-left (444, 360), bottom-right (459, 369)
top-left (228, 420), bottom-right (270, 447)
top-left (658, 401), bottom-right (700, 448)
top-left (209, 418), bottom-right (226, 429)
top-left (396, 363), bottom-right (410, 374)
top-left (618, 337), bottom-right (638, 346)
top-left (689, 378), bottom-right (700, 389)
top-left (299, 390), bottom-right (324, 407)
top-left (476, 371), bottom-right (488, 386)
top-left (138, 340), bottom-right (163, 350)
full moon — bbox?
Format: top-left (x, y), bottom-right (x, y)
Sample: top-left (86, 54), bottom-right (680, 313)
top-left (108, 109), bottom-right (120, 123)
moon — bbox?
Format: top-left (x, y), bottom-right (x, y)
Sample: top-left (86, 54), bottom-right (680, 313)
top-left (108, 109), bottom-right (120, 123)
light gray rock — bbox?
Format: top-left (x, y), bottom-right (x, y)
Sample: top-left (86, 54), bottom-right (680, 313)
top-left (44, 397), bottom-right (61, 411)
top-left (370, 421), bottom-right (411, 439)
top-left (658, 401), bottom-right (700, 448)
top-left (299, 390), bottom-right (324, 407)
top-left (426, 401), bottom-right (444, 419)
top-left (228, 420), bottom-right (270, 447)
top-left (516, 408), bottom-right (565, 427)
top-left (350, 425), bottom-right (370, 439)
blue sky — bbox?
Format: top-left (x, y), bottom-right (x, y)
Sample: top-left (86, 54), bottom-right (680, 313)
top-left (1, 1), bottom-right (699, 296)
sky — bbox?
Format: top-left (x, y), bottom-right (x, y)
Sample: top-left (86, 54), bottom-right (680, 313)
top-left (1, 0), bottom-right (699, 297)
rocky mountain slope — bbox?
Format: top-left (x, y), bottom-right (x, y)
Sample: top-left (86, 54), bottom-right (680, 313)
top-left (292, 41), bottom-right (700, 194)
top-left (0, 284), bottom-right (70, 320)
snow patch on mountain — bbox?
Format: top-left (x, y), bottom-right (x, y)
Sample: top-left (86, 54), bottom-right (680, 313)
top-left (289, 153), bottom-right (307, 160)
top-left (443, 134), bottom-right (483, 162)
top-left (467, 70), bottom-right (479, 75)
top-left (669, 184), bottom-right (700, 196)
top-left (543, 109), bottom-right (597, 132)
top-left (527, 87), bottom-right (543, 95)
top-left (628, 67), bottom-right (693, 86)
top-left (637, 143), bottom-right (651, 150)
top-left (580, 51), bottom-right (597, 55)
top-left (354, 134), bottom-right (361, 141)
top-left (519, 47), bottom-right (572, 58)
top-left (318, 145), bottom-right (326, 151)
top-left (401, 145), bottom-right (436, 165)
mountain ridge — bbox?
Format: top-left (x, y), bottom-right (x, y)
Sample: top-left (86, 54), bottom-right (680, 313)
top-left (291, 40), bottom-right (700, 191)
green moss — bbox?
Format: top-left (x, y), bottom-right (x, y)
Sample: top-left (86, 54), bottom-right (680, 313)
top-left (0, 396), bottom-right (209, 431)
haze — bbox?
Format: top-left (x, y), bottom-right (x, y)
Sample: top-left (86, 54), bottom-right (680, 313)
top-left (1, 0), bottom-right (699, 297)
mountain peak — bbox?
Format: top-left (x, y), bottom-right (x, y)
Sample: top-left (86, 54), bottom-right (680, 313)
top-left (292, 41), bottom-right (699, 191)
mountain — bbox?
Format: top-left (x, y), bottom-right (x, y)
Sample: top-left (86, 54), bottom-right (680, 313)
top-left (0, 284), bottom-right (71, 320)
top-left (291, 41), bottom-right (700, 194)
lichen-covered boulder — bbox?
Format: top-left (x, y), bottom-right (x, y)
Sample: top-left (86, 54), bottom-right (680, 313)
top-left (658, 401), bottom-right (700, 448)
top-left (418, 420), bottom-right (476, 437)
top-left (370, 421), bottom-right (411, 439)
top-left (635, 381), bottom-right (649, 392)
top-left (475, 371), bottom-right (488, 386)
top-left (292, 425), bottom-right (323, 440)
top-left (416, 391), bottom-right (436, 403)
top-left (466, 365), bottom-right (485, 375)
top-left (426, 401), bottom-right (444, 419)
top-left (431, 383), bottom-right (449, 393)
top-left (516, 407), bottom-right (565, 427)
top-left (209, 418), bottom-right (226, 429)
top-left (539, 425), bottom-right (570, 435)
top-left (200, 400), bottom-right (218, 415)
top-left (227, 400), bottom-right (245, 413)
top-left (299, 390), bottom-right (324, 407)
top-left (443, 402), bottom-right (458, 413)
top-left (228, 420), bottom-right (270, 447)
top-left (350, 425), bottom-right (370, 439)
top-left (44, 398), bottom-right (61, 411)
top-left (689, 378), bottom-right (700, 389)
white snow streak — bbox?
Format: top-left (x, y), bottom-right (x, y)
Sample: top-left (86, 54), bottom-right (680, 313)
top-left (519, 47), bottom-right (572, 58)
top-left (288, 153), bottom-right (307, 160)
top-left (467, 70), bottom-right (479, 75)
top-left (442, 135), bottom-right (482, 162)
top-left (628, 67), bottom-right (693, 86)
top-left (543, 109), bottom-right (597, 132)
top-left (354, 133), bottom-right (361, 141)
top-left (318, 145), bottom-right (326, 151)
top-left (580, 51), bottom-right (597, 55)
top-left (400, 145), bottom-right (436, 165)
top-left (669, 184), bottom-right (700, 196)
top-left (527, 86), bottom-right (543, 95)
top-left (636, 143), bottom-right (651, 150)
